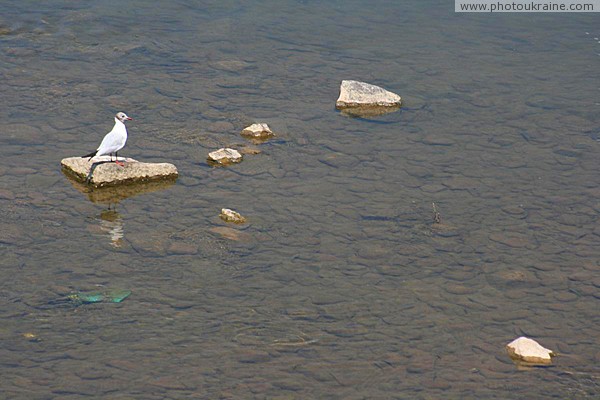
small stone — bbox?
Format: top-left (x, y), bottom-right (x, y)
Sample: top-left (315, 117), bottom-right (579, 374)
top-left (207, 148), bottom-right (242, 166)
top-left (421, 134), bottom-right (455, 146)
top-left (212, 60), bottom-right (254, 72)
top-left (220, 208), bottom-right (247, 224)
top-left (167, 242), bottom-right (198, 255)
top-left (60, 156), bottom-right (178, 188)
top-left (106, 359), bottom-right (138, 372)
top-left (150, 376), bottom-right (189, 390)
top-left (489, 232), bottom-right (532, 248)
top-left (241, 123), bottom-right (274, 140)
top-left (237, 145), bottom-right (262, 155)
top-left (335, 80), bottom-right (401, 117)
top-left (506, 337), bottom-right (555, 365)
top-left (208, 121), bottom-right (235, 132)
top-left (209, 226), bottom-right (251, 242)
top-left (237, 350), bottom-right (271, 363)
top-left (0, 189), bottom-right (15, 200)
top-left (23, 332), bottom-right (40, 342)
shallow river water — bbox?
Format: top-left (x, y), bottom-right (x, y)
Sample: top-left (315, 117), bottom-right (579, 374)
top-left (0, 1), bottom-right (599, 398)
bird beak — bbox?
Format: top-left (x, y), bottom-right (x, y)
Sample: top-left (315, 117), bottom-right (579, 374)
top-left (127, 117), bottom-right (133, 120)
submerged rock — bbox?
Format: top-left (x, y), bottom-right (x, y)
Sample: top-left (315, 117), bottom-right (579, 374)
top-left (62, 171), bottom-right (177, 205)
top-left (241, 123), bottom-right (274, 140)
top-left (336, 80), bottom-right (401, 117)
top-left (0, 26), bottom-right (12, 36)
top-left (61, 156), bottom-right (178, 188)
top-left (220, 208), bottom-right (246, 224)
top-left (207, 148), bottom-right (243, 166)
top-left (237, 144), bottom-right (262, 155)
top-left (210, 226), bottom-right (252, 242)
top-left (506, 337), bottom-right (555, 365)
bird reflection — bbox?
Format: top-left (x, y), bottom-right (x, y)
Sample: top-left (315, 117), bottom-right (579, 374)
top-left (99, 208), bottom-right (124, 248)
top-left (62, 170), bottom-right (176, 248)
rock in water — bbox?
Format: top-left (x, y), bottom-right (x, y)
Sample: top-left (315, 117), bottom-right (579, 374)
top-left (207, 148), bottom-right (243, 166)
top-left (506, 337), bottom-right (555, 365)
top-left (336, 80), bottom-right (402, 117)
top-left (62, 172), bottom-right (176, 204)
top-left (241, 123), bottom-right (274, 140)
top-left (61, 156), bottom-right (178, 188)
top-left (220, 208), bottom-right (246, 223)
top-left (336, 80), bottom-right (402, 107)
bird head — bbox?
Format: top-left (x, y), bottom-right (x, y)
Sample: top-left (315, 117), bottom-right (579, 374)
top-left (116, 112), bottom-right (133, 123)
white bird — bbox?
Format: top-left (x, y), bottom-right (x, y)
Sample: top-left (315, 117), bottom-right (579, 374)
top-left (82, 112), bottom-right (133, 166)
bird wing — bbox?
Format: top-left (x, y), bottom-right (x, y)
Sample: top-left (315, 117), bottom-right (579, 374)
top-left (96, 127), bottom-right (126, 156)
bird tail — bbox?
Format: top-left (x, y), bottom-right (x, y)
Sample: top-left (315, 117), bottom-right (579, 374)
top-left (82, 151), bottom-right (97, 160)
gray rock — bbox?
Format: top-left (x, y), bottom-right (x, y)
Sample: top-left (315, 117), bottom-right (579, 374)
top-left (207, 148), bottom-right (243, 166)
top-left (336, 80), bottom-right (402, 117)
top-left (61, 156), bottom-right (178, 188)
top-left (209, 226), bottom-right (251, 242)
top-left (241, 123), bottom-right (274, 140)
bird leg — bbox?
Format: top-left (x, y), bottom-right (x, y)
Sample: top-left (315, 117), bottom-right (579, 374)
top-left (114, 151), bottom-right (125, 167)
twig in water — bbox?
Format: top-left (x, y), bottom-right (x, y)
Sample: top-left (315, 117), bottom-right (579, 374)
top-left (432, 202), bottom-right (442, 224)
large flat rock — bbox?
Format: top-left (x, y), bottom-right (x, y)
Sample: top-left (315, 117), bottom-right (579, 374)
top-left (61, 156), bottom-right (178, 188)
top-left (336, 80), bottom-right (402, 117)
top-left (506, 336), bottom-right (555, 365)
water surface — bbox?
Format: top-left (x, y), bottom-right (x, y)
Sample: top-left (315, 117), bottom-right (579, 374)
top-left (1, 1), bottom-right (599, 398)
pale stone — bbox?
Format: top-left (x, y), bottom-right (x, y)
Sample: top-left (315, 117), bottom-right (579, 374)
top-left (506, 337), bottom-right (555, 365)
top-left (241, 123), bottom-right (274, 140)
top-left (219, 208), bottom-right (247, 224)
top-left (336, 80), bottom-right (402, 110)
top-left (61, 156), bottom-right (178, 188)
top-left (207, 148), bottom-right (243, 165)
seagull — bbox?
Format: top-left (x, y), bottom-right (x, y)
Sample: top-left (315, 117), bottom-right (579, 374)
top-left (82, 112), bottom-right (133, 166)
